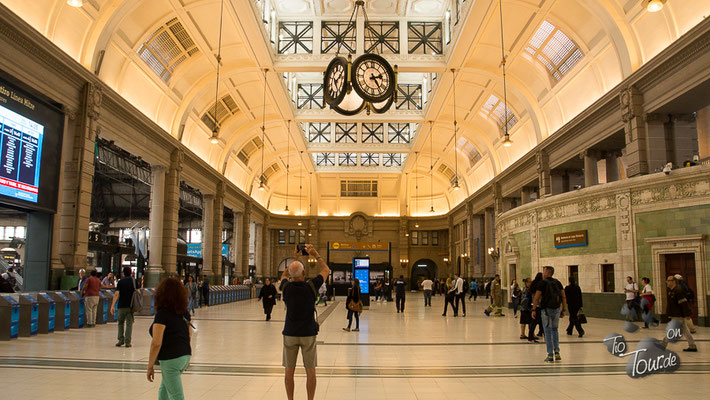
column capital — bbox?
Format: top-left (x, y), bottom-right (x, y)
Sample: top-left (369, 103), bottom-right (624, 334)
top-left (203, 193), bottom-right (215, 200)
top-left (644, 112), bottom-right (670, 124)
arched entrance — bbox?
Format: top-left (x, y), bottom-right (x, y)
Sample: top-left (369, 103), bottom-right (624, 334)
top-left (277, 257), bottom-right (297, 276)
top-left (410, 259), bottom-right (438, 291)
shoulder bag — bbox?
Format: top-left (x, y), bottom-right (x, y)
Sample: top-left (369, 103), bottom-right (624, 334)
top-left (130, 277), bottom-right (143, 313)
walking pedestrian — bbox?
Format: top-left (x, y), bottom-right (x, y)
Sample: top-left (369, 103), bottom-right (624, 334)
top-left (201, 275), bottom-right (210, 307)
top-left (317, 281), bottom-right (328, 306)
top-left (442, 279), bottom-right (456, 316)
top-left (110, 267), bottom-right (137, 347)
top-left (564, 276), bottom-right (584, 337)
top-left (532, 267), bottom-right (567, 362)
top-left (82, 270), bottom-right (101, 327)
top-left (258, 278), bottom-right (277, 321)
top-left (640, 277), bottom-right (659, 328)
top-left (343, 279), bottom-right (361, 332)
top-left (624, 276), bottom-right (640, 320)
top-left (674, 274), bottom-right (697, 333)
top-left (453, 273), bottom-right (466, 317)
top-left (661, 275), bottom-right (697, 352)
top-left (420, 278), bottom-right (433, 307)
top-left (484, 274), bottom-right (505, 317)
top-left (468, 279), bottom-right (478, 301)
top-left (511, 280), bottom-right (521, 317)
top-left (394, 275), bottom-right (406, 313)
top-left (147, 277), bottom-right (193, 400)
top-left (280, 244), bottom-right (330, 400)
top-left (185, 276), bottom-right (197, 315)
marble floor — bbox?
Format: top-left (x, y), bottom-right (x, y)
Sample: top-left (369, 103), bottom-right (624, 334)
top-left (1, 293), bottom-right (709, 399)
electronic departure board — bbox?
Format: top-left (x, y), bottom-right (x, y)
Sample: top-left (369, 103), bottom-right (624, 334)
top-left (0, 72), bottom-right (63, 212)
top-left (0, 105), bottom-right (43, 203)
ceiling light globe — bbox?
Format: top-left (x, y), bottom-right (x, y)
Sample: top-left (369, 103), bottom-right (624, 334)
top-left (210, 136), bottom-right (219, 144)
top-left (647, 0), bottom-right (663, 12)
top-left (502, 135), bottom-right (513, 147)
top-left (258, 182), bottom-right (265, 191)
top-left (67, 0), bottom-right (84, 7)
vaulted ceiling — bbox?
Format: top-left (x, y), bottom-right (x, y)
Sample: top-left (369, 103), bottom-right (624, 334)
top-left (3, 0), bottom-right (708, 216)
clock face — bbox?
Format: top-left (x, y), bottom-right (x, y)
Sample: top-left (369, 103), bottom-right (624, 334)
top-left (323, 57), bottom-right (349, 107)
top-left (350, 54), bottom-right (395, 103)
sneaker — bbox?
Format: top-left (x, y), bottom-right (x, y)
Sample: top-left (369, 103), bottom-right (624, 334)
top-left (554, 352), bottom-right (561, 361)
top-left (115, 342), bottom-right (124, 347)
top-left (352, 328), bottom-right (359, 332)
top-left (578, 333), bottom-right (584, 338)
top-left (683, 348), bottom-right (698, 352)
top-left (125, 344), bottom-right (132, 348)
top-left (544, 355), bottom-right (554, 363)
top-left (342, 328), bottom-right (351, 332)
top-left (484, 310), bottom-right (491, 316)
top-left (520, 335), bottom-right (527, 340)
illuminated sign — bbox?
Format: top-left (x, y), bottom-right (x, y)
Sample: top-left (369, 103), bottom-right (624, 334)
top-left (554, 230), bottom-right (588, 249)
top-left (330, 241), bottom-right (388, 251)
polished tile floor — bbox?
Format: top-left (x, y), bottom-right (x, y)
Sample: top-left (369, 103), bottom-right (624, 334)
top-left (1, 293), bottom-right (708, 399)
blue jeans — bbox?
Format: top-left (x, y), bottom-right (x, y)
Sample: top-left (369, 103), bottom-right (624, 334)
top-left (541, 308), bottom-right (561, 356)
top-left (187, 297), bottom-right (195, 314)
top-left (347, 309), bottom-right (359, 329)
top-left (423, 290), bottom-right (432, 306)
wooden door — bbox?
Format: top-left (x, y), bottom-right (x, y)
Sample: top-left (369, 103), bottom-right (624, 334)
top-left (664, 253), bottom-right (698, 324)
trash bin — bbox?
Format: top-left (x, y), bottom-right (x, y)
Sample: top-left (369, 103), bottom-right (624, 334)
top-left (96, 291), bottom-right (109, 325)
top-left (64, 291), bottom-right (85, 328)
top-left (0, 295), bottom-right (20, 340)
top-left (49, 292), bottom-right (70, 331)
top-left (36, 293), bottom-right (56, 334)
top-left (18, 294), bottom-right (39, 337)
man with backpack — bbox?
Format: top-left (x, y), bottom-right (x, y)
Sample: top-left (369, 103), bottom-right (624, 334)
top-left (662, 275), bottom-right (697, 352)
top-left (675, 274), bottom-right (697, 334)
top-left (532, 267), bottom-right (567, 363)
top-left (110, 267), bottom-right (137, 347)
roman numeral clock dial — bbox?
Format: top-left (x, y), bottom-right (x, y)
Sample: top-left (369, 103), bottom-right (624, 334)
top-left (350, 54), bottom-right (395, 103)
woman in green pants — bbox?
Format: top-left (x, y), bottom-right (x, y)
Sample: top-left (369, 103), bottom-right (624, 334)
top-left (147, 277), bottom-right (193, 400)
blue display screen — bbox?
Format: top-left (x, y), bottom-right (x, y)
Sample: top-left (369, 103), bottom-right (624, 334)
top-left (0, 104), bottom-right (43, 203)
top-left (354, 268), bottom-right (369, 294)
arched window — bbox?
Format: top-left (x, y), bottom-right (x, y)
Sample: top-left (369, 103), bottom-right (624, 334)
top-left (456, 137), bottom-right (482, 166)
top-left (524, 20), bottom-right (583, 81)
top-left (481, 94), bottom-right (518, 132)
top-left (201, 95), bottom-right (239, 132)
top-left (137, 18), bottom-right (199, 83)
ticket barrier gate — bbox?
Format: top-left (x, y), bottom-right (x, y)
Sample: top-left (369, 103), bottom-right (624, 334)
top-left (0, 295), bottom-right (19, 340)
top-left (97, 291), bottom-right (109, 324)
top-left (64, 291), bottom-right (84, 328)
top-left (139, 289), bottom-right (155, 316)
top-left (49, 292), bottom-right (71, 331)
top-left (36, 293), bottom-right (56, 334)
top-left (102, 290), bottom-right (117, 322)
top-left (18, 294), bottom-right (38, 337)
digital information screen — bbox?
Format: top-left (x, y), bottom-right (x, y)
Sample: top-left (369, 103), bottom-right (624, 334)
top-left (353, 258), bottom-right (370, 294)
top-left (0, 105), bottom-right (43, 203)
top-left (354, 258), bottom-right (369, 268)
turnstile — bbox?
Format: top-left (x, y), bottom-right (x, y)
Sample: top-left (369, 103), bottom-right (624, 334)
top-left (0, 295), bottom-right (19, 340)
top-left (36, 293), bottom-right (56, 334)
top-left (102, 290), bottom-right (117, 322)
top-left (18, 294), bottom-right (39, 336)
top-left (97, 291), bottom-right (109, 324)
top-left (49, 292), bottom-right (71, 331)
top-left (63, 291), bottom-right (85, 328)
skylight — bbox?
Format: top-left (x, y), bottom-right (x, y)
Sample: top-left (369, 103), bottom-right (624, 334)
top-left (524, 20), bottom-right (583, 81)
top-left (137, 18), bottom-right (199, 84)
top-left (481, 94), bottom-right (518, 131)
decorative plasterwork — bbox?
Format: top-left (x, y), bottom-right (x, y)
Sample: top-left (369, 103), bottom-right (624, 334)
top-left (346, 212), bottom-right (370, 240)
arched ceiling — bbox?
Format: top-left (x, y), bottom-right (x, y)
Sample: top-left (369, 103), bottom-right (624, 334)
top-left (3, 0), bottom-right (708, 216)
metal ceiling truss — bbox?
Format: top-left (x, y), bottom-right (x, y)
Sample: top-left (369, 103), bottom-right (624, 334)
top-left (407, 22), bottom-right (443, 55)
top-left (95, 138), bottom-right (152, 185)
top-left (278, 21), bottom-right (313, 54)
top-left (321, 21), bottom-right (356, 54)
top-left (297, 83), bottom-right (324, 109)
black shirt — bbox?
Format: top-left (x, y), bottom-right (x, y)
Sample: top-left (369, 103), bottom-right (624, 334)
top-left (150, 309), bottom-right (192, 361)
top-left (280, 275), bottom-right (323, 337)
top-left (394, 279), bottom-right (406, 296)
top-left (116, 277), bottom-right (136, 309)
top-left (536, 277), bottom-right (564, 309)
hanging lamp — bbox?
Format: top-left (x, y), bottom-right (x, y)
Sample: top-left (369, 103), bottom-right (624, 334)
top-left (429, 121), bottom-right (435, 213)
top-left (258, 68), bottom-right (269, 191)
top-left (284, 120), bottom-right (291, 212)
top-left (499, 0), bottom-right (513, 148)
top-left (67, 0), bottom-right (84, 7)
top-left (646, 0), bottom-right (663, 12)
top-left (451, 69), bottom-right (460, 191)
top-left (210, 0), bottom-right (225, 145)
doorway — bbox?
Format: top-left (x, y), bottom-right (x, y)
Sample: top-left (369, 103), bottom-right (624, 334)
top-left (664, 253), bottom-right (698, 324)
top-left (410, 259), bottom-right (437, 291)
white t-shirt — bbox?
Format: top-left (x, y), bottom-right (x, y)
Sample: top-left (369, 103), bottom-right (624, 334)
top-left (421, 280), bottom-right (433, 291)
top-left (454, 278), bottom-right (464, 294)
top-left (642, 284), bottom-right (652, 295)
top-left (625, 282), bottom-right (638, 300)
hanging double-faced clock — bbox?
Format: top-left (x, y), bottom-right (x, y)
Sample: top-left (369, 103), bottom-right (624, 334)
top-left (322, 1), bottom-right (398, 116)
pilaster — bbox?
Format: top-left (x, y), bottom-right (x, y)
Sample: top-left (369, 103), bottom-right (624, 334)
top-left (161, 149), bottom-right (182, 274)
top-left (620, 86), bottom-right (648, 177)
top-left (202, 194), bottom-right (215, 277)
top-left (145, 165), bottom-right (166, 288)
top-left (211, 182), bottom-right (225, 283)
top-left (241, 201), bottom-right (252, 276)
top-left (537, 150), bottom-right (551, 197)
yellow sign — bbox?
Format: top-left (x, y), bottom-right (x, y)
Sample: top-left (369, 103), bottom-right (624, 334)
top-left (329, 242), bottom-right (388, 251)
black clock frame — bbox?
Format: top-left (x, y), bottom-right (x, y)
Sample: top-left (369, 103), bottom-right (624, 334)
top-left (350, 53), bottom-right (396, 103)
top-left (323, 56), bottom-right (349, 107)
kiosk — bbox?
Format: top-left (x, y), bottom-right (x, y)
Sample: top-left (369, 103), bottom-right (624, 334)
top-left (49, 292), bottom-right (71, 331)
top-left (36, 293), bottom-right (56, 334)
top-left (353, 258), bottom-right (371, 308)
top-left (0, 295), bottom-right (19, 340)
top-left (18, 294), bottom-right (39, 336)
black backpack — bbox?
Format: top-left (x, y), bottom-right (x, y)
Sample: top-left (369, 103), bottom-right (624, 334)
top-left (679, 280), bottom-right (695, 303)
top-left (542, 278), bottom-right (562, 309)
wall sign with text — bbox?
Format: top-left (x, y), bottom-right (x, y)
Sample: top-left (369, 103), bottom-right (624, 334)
top-left (554, 230), bottom-right (588, 249)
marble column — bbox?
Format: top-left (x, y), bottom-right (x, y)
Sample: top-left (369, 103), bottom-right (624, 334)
top-left (484, 207), bottom-right (494, 277)
top-left (581, 150), bottom-right (599, 187)
top-left (537, 150), bottom-right (551, 197)
top-left (644, 113), bottom-right (670, 172)
top-left (202, 194), bottom-right (214, 278)
top-left (232, 211), bottom-right (241, 275)
top-left (145, 165), bottom-right (166, 288)
top-left (670, 113), bottom-right (699, 165)
top-left (620, 86), bottom-right (649, 177)
top-left (520, 187), bottom-right (530, 205)
top-left (211, 183), bottom-right (225, 283)
top-left (241, 202), bottom-right (252, 276)
top-left (261, 215), bottom-right (270, 277)
top-left (161, 150), bottom-right (182, 275)
top-left (605, 152), bottom-right (621, 183)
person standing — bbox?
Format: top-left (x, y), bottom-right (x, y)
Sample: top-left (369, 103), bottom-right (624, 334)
top-left (564, 277), bottom-right (584, 338)
top-left (661, 275), bottom-right (697, 352)
top-left (442, 279), bottom-right (456, 316)
top-left (147, 277), bottom-right (193, 400)
top-left (258, 278), bottom-right (277, 321)
top-left (317, 281), bottom-right (328, 306)
top-left (420, 278), bottom-right (433, 307)
top-left (527, 273), bottom-right (544, 343)
top-left (185, 276), bottom-right (197, 316)
top-left (201, 275), bottom-right (210, 307)
top-left (624, 276), bottom-right (640, 320)
top-left (74, 268), bottom-right (87, 292)
top-left (519, 278), bottom-right (532, 339)
top-left (511, 280), bottom-right (521, 317)
top-left (674, 274), bottom-right (697, 334)
top-left (343, 279), bottom-right (361, 332)
top-left (394, 275), bottom-right (407, 313)
top-left (468, 279), bottom-right (478, 301)
top-left (532, 267), bottom-right (567, 362)
top-left (640, 277), bottom-right (659, 328)
top-left (280, 244), bottom-right (330, 400)
top-left (110, 267), bottom-right (137, 347)
top-left (82, 270), bottom-right (102, 327)
top-left (101, 272), bottom-right (116, 288)
top-left (453, 274), bottom-right (466, 317)
top-left (484, 275), bottom-right (505, 317)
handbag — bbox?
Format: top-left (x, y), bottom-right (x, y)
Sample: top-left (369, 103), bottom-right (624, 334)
top-left (577, 308), bottom-right (588, 324)
top-left (349, 299), bottom-right (363, 313)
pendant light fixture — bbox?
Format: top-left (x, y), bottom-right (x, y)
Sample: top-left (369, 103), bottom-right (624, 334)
top-left (258, 67), bottom-right (269, 191)
top-left (429, 121), bottom-right (435, 213)
top-left (451, 69), bottom-right (460, 191)
top-left (414, 151), bottom-right (419, 226)
top-left (499, 0), bottom-right (513, 148)
top-left (646, 0), bottom-right (664, 12)
top-left (210, 0), bottom-right (225, 145)
top-left (67, 0), bottom-right (84, 7)
top-left (298, 151), bottom-right (304, 226)
top-left (284, 120), bottom-right (291, 212)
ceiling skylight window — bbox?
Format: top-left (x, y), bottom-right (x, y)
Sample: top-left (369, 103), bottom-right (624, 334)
top-left (137, 18), bottom-right (199, 84)
top-left (456, 137), bottom-right (482, 166)
top-left (481, 94), bottom-right (518, 131)
top-left (201, 95), bottom-right (239, 132)
top-left (524, 20), bottom-right (583, 81)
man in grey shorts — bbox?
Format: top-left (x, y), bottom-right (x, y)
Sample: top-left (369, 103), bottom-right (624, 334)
top-left (280, 244), bottom-right (330, 400)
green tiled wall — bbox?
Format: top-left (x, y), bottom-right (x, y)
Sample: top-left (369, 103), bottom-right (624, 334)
top-left (539, 217), bottom-right (617, 258)
top-left (511, 231), bottom-right (532, 280)
top-left (635, 204), bottom-right (710, 290)
top-left (582, 293), bottom-right (626, 320)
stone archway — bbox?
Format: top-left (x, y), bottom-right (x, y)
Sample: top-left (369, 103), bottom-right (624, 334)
top-left (410, 259), bottom-right (438, 291)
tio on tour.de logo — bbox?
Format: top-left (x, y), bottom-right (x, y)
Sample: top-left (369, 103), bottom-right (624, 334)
top-left (603, 319), bottom-right (685, 378)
